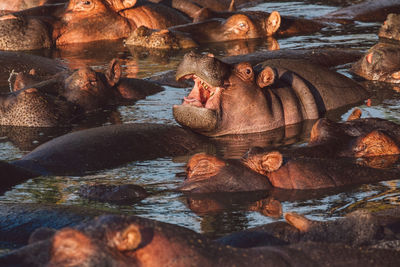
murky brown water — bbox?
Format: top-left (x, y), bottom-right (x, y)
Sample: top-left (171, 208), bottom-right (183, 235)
top-left (0, 0), bottom-right (399, 240)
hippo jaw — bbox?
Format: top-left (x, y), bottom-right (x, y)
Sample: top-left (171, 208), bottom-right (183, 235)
top-left (172, 75), bottom-right (222, 135)
top-left (174, 52), bottom-right (231, 135)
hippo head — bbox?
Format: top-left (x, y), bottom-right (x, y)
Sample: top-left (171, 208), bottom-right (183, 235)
top-left (62, 59), bottom-right (121, 110)
top-left (125, 26), bottom-right (198, 50)
top-left (351, 42), bottom-right (400, 83)
top-left (179, 153), bottom-right (271, 193)
top-left (215, 11), bottom-right (281, 41)
top-left (379, 13), bottom-right (400, 41)
top-left (53, 0), bottom-right (132, 45)
top-left (2, 215), bottom-right (211, 266)
top-left (173, 52), bottom-right (284, 136)
top-left (0, 88), bottom-right (76, 127)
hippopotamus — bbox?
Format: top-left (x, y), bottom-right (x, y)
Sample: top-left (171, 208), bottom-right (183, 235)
top-left (13, 59), bottom-right (164, 111)
top-left (324, 0), bottom-right (400, 22)
top-left (78, 183), bottom-right (149, 204)
top-left (0, 0), bottom-right (191, 50)
top-left (0, 0), bottom-right (66, 14)
top-left (351, 42), bottom-right (400, 83)
top-left (350, 14), bottom-right (400, 83)
top-left (173, 52), bottom-right (367, 136)
top-left (181, 151), bottom-right (400, 192)
top-left (0, 51), bottom-right (66, 89)
top-left (51, 0), bottom-right (190, 46)
top-left (379, 13), bottom-right (400, 41)
top-left (180, 114), bottom-right (400, 192)
top-left (2, 213), bottom-right (400, 266)
top-left (0, 203), bottom-right (114, 248)
top-left (0, 87), bottom-right (78, 127)
top-left (217, 207), bottom-right (400, 249)
top-left (0, 14), bottom-right (52, 51)
top-left (125, 10), bottom-right (325, 48)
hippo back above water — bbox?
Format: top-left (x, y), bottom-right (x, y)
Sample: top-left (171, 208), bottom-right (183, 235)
top-left (173, 52), bottom-right (368, 136)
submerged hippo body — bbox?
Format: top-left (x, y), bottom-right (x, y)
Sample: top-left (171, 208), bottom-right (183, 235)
top-left (0, 15), bottom-right (52, 51)
top-left (324, 0), bottom-right (400, 22)
top-left (218, 207), bottom-right (400, 249)
top-left (173, 52), bottom-right (367, 136)
top-left (180, 116), bottom-right (400, 192)
top-left (52, 0), bottom-right (190, 46)
top-left (181, 151), bottom-right (400, 192)
top-left (125, 10), bottom-right (325, 49)
top-left (3, 213), bottom-right (400, 267)
top-left (10, 123), bottom-right (207, 176)
top-left (0, 88), bottom-right (77, 127)
top-left (13, 59), bottom-right (164, 111)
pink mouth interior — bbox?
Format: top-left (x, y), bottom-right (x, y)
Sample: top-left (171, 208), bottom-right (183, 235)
top-left (182, 75), bottom-right (220, 110)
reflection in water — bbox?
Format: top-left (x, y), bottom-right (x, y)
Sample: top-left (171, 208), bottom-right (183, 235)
top-left (0, 0), bottom-right (400, 245)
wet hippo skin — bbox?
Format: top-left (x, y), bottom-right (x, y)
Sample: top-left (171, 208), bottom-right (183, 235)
top-left (217, 207), bottom-right (400, 249)
top-left (379, 13), bottom-right (400, 41)
top-left (180, 116), bottom-right (400, 192)
top-left (2, 213), bottom-right (400, 266)
top-left (0, 0), bottom-right (191, 50)
top-left (125, 10), bottom-right (325, 48)
top-left (173, 52), bottom-right (367, 136)
top-left (351, 42), bottom-right (400, 83)
top-left (12, 58), bottom-right (164, 112)
top-left (0, 87), bottom-right (78, 127)
top-left (324, 0), bottom-right (400, 22)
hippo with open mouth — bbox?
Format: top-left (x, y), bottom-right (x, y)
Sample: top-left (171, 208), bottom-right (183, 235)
top-left (173, 52), bottom-right (368, 136)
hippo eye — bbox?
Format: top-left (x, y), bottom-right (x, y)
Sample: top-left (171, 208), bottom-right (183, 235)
top-left (239, 22), bottom-right (246, 28)
top-left (82, 0), bottom-right (91, 5)
top-left (246, 68), bottom-right (252, 75)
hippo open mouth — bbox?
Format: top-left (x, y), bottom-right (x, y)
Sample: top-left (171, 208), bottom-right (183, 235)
top-left (172, 52), bottom-right (231, 134)
top-left (179, 74), bottom-right (222, 110)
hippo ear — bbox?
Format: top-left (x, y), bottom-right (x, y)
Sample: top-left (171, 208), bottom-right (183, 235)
top-left (347, 108), bottom-right (362, 121)
top-left (285, 212), bottom-right (312, 232)
top-left (50, 228), bottom-right (94, 266)
top-left (257, 66), bottom-right (275, 88)
top-left (392, 71), bottom-right (400, 80)
top-left (106, 59), bottom-right (122, 87)
top-left (109, 224), bottom-right (142, 252)
top-left (261, 151), bottom-right (283, 172)
top-left (266, 11), bottom-right (281, 36)
top-left (186, 153), bottom-right (226, 180)
top-left (228, 0), bottom-right (236, 12)
top-left (107, 0), bottom-right (137, 11)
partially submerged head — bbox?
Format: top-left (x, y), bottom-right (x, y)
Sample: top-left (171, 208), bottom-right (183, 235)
top-left (53, 0), bottom-right (132, 45)
top-left (351, 42), bottom-right (400, 83)
top-left (217, 11), bottom-right (281, 40)
top-left (125, 26), bottom-right (198, 49)
top-left (379, 13), bottom-right (400, 41)
top-left (62, 58), bottom-right (121, 110)
top-left (180, 152), bottom-right (271, 193)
